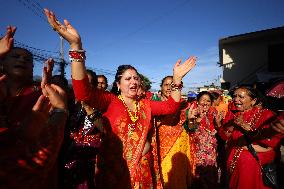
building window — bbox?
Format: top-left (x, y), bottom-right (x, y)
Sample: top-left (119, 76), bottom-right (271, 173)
top-left (268, 43), bottom-right (284, 72)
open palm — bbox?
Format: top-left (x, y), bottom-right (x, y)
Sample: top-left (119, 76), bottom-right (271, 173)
top-left (44, 9), bottom-right (81, 48)
top-left (173, 56), bottom-right (196, 80)
top-left (0, 26), bottom-right (16, 57)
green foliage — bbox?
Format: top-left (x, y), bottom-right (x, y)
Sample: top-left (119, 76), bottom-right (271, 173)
top-left (139, 73), bottom-right (152, 91)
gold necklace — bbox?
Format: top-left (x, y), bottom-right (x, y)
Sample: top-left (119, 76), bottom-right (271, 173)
top-left (118, 95), bottom-right (139, 123)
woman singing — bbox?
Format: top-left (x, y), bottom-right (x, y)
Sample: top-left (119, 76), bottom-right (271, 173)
top-left (44, 9), bottom-right (196, 189)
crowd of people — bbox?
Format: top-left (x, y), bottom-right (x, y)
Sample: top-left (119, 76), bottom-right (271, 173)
top-left (0, 8), bottom-right (283, 189)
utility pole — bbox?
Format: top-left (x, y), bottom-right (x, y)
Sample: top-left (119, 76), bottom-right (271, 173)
top-left (59, 36), bottom-right (66, 77)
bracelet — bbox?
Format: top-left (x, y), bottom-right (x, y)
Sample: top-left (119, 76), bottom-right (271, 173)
top-left (70, 58), bottom-right (85, 62)
top-left (170, 82), bottom-right (183, 91)
top-left (69, 49), bottom-right (86, 52)
top-left (50, 108), bottom-right (69, 116)
top-left (69, 49), bottom-right (86, 62)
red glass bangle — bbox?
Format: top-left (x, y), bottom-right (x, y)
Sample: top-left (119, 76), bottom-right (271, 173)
top-left (69, 50), bottom-right (86, 62)
top-left (69, 51), bottom-right (86, 59)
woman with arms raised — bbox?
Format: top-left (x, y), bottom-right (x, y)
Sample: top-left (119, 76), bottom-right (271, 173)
top-left (44, 9), bottom-right (196, 189)
top-left (0, 26), bottom-right (68, 189)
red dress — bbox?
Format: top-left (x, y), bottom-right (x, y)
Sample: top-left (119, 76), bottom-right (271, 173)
top-left (220, 107), bottom-right (281, 189)
top-left (72, 77), bottom-right (180, 189)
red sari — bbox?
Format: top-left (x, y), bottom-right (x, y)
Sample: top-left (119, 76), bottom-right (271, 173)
top-left (0, 84), bottom-right (66, 189)
top-left (72, 77), bottom-right (180, 189)
top-left (220, 107), bottom-right (281, 189)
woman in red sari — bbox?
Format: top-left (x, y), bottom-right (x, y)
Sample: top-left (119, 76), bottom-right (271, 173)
top-left (219, 86), bottom-right (282, 189)
top-left (44, 9), bottom-right (196, 189)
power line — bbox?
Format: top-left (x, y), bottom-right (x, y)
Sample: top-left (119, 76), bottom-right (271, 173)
top-left (17, 0), bottom-right (47, 23)
top-left (14, 40), bottom-right (59, 54)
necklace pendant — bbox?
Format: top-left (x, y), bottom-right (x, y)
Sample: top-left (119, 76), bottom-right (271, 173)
top-left (130, 123), bottom-right (136, 130)
top-left (128, 123), bottom-right (136, 132)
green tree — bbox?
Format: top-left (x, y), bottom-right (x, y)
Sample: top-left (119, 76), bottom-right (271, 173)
top-left (139, 73), bottom-right (152, 91)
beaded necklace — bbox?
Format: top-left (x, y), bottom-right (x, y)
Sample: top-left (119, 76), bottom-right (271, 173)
top-left (118, 95), bottom-right (139, 123)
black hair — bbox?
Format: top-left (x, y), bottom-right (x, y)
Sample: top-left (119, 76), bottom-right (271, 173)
top-left (197, 91), bottom-right (214, 104)
top-left (1, 47), bottom-right (34, 83)
top-left (1, 47), bottom-right (33, 64)
top-left (210, 91), bottom-right (221, 100)
top-left (97, 74), bottom-right (108, 88)
top-left (110, 65), bottom-right (138, 95)
top-left (86, 69), bottom-right (97, 88)
top-left (51, 75), bottom-right (69, 91)
top-left (233, 85), bottom-right (261, 105)
top-left (160, 76), bottom-right (173, 87)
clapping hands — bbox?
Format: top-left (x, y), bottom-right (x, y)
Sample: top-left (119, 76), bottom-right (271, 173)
top-left (187, 103), bottom-right (199, 120)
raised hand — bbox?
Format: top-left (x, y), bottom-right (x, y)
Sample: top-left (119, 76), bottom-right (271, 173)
top-left (173, 56), bottom-right (196, 83)
top-left (27, 84), bottom-right (67, 143)
top-left (187, 103), bottom-right (198, 120)
top-left (44, 8), bottom-right (82, 49)
top-left (44, 84), bottom-right (67, 111)
top-left (0, 26), bottom-right (16, 57)
top-left (33, 84), bottom-right (67, 116)
top-left (41, 58), bottom-right (54, 97)
top-left (214, 111), bottom-right (225, 128)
